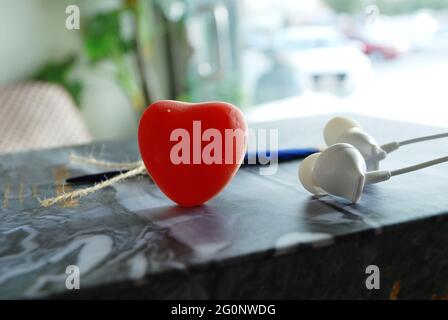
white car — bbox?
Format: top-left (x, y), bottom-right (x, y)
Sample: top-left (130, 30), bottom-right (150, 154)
top-left (275, 26), bottom-right (372, 95)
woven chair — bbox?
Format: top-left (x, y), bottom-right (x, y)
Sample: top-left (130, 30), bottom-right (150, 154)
top-left (0, 82), bottom-right (91, 154)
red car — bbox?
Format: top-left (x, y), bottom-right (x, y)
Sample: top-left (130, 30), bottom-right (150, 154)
top-left (361, 40), bottom-right (400, 59)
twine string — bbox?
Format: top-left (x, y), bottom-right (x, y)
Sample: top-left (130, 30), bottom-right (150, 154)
top-left (69, 153), bottom-right (143, 169)
top-left (40, 155), bottom-right (148, 207)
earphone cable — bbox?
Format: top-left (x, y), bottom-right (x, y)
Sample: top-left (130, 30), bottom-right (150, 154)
top-left (397, 132), bottom-right (448, 147)
top-left (390, 155), bottom-right (448, 177)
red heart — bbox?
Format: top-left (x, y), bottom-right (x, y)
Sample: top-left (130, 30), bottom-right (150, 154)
top-left (138, 100), bottom-right (247, 207)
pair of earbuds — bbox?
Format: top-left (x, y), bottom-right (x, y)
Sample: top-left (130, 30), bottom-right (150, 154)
top-left (299, 117), bottom-right (448, 203)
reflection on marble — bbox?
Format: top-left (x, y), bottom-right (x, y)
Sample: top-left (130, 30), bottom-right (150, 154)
top-left (1, 115), bottom-right (448, 299)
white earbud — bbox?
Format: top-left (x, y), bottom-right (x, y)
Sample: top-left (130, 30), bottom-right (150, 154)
top-left (299, 143), bottom-right (390, 203)
top-left (299, 142), bottom-right (448, 203)
top-left (323, 116), bottom-right (448, 171)
top-left (324, 117), bottom-right (386, 171)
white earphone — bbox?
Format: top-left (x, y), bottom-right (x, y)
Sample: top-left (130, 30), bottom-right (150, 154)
top-left (299, 117), bottom-right (448, 203)
top-left (323, 117), bottom-right (386, 171)
top-left (323, 116), bottom-right (448, 171)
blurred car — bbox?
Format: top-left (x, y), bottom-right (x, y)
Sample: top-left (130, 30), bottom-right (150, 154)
top-left (274, 26), bottom-right (372, 95)
top-left (358, 38), bottom-right (401, 60)
top-left (357, 12), bottom-right (439, 56)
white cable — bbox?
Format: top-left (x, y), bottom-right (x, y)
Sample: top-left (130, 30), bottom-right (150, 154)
top-left (366, 155), bottom-right (448, 185)
top-left (381, 132), bottom-right (448, 153)
top-left (390, 155), bottom-right (448, 177)
top-left (397, 132), bottom-right (448, 146)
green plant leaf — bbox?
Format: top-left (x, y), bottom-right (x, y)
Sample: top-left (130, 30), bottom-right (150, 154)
top-left (31, 55), bottom-right (82, 106)
top-left (83, 10), bottom-right (134, 62)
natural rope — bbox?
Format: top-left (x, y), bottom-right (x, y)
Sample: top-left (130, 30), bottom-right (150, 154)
top-left (70, 153), bottom-right (143, 170)
top-left (40, 157), bottom-right (147, 207)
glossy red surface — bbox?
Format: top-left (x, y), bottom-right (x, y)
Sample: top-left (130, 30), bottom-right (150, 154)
top-left (138, 100), bottom-right (247, 207)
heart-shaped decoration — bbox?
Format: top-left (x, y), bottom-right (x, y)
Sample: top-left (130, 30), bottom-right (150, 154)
top-left (138, 100), bottom-right (247, 207)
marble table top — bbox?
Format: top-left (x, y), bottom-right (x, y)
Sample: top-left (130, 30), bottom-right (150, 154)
top-left (1, 114), bottom-right (448, 299)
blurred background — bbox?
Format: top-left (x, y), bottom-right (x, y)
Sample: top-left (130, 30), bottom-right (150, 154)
top-left (1, 0), bottom-right (448, 150)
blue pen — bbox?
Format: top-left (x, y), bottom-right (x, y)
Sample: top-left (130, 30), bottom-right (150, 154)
top-left (243, 148), bottom-right (320, 165)
top-left (66, 148), bottom-right (320, 184)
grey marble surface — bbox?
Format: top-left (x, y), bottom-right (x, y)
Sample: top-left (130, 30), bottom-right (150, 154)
top-left (1, 114), bottom-right (448, 299)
